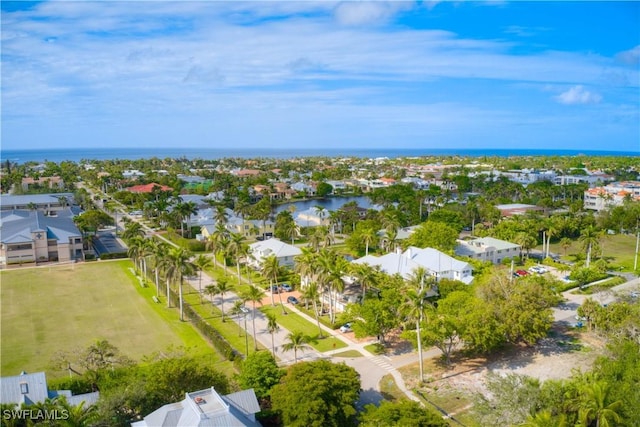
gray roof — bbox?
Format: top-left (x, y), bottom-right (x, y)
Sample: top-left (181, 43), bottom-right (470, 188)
top-left (0, 372), bottom-right (49, 406)
top-left (0, 193), bottom-right (74, 207)
top-left (132, 387), bottom-right (260, 427)
top-left (0, 209), bottom-right (82, 244)
top-left (0, 372), bottom-right (98, 407)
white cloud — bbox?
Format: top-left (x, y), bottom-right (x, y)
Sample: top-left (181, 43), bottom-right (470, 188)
top-left (616, 45), bottom-right (640, 66)
top-left (333, 1), bottom-right (411, 26)
top-left (555, 85), bottom-right (602, 105)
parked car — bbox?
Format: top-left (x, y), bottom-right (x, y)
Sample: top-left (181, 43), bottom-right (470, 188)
top-left (339, 323), bottom-right (352, 333)
top-left (270, 285), bottom-right (280, 294)
top-left (287, 296), bottom-right (299, 305)
top-left (515, 270), bottom-right (529, 277)
top-left (281, 283), bottom-right (292, 292)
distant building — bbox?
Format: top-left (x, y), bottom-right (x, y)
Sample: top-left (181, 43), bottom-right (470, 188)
top-left (247, 238), bottom-right (302, 270)
top-left (584, 181), bottom-right (640, 211)
top-left (294, 207), bottom-right (330, 227)
top-left (495, 203), bottom-right (545, 217)
top-left (0, 371), bottom-right (99, 407)
top-left (0, 208), bottom-right (84, 265)
top-left (122, 170), bottom-right (145, 179)
top-left (131, 387), bottom-right (260, 427)
top-left (0, 193), bottom-right (74, 212)
top-left (126, 183), bottom-right (173, 193)
top-left (455, 237), bottom-right (521, 264)
top-left (21, 176), bottom-right (64, 191)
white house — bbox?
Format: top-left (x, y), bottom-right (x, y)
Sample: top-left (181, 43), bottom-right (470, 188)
top-left (353, 246), bottom-right (474, 286)
top-left (294, 207), bottom-right (330, 228)
top-left (455, 237), bottom-right (521, 264)
top-left (0, 371), bottom-right (99, 407)
top-left (131, 387), bottom-right (260, 427)
top-left (247, 238), bottom-right (302, 270)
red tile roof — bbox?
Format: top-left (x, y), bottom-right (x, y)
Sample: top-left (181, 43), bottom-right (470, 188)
top-left (127, 183), bottom-right (173, 193)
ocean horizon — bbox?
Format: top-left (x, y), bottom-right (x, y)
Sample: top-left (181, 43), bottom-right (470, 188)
top-left (1, 147), bottom-right (638, 164)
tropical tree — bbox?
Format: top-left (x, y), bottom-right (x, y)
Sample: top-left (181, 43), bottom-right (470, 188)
top-left (349, 262), bottom-right (380, 302)
top-left (262, 254), bottom-right (282, 309)
top-left (242, 285), bottom-right (265, 350)
top-left (575, 381), bottom-right (623, 427)
top-left (266, 312), bottom-right (280, 357)
top-left (300, 281), bottom-right (324, 337)
top-left (193, 254), bottom-right (213, 303)
top-left (401, 267), bottom-right (434, 383)
top-left (163, 246), bottom-right (194, 321)
top-left (361, 226), bottom-right (378, 256)
top-left (207, 222), bottom-right (229, 267)
top-left (227, 232), bottom-right (247, 283)
top-left (122, 221), bottom-right (145, 241)
top-left (204, 284), bottom-right (218, 314)
top-left (580, 226), bottom-right (602, 268)
top-left (215, 276), bottom-right (233, 322)
top-left (281, 330), bottom-right (313, 363)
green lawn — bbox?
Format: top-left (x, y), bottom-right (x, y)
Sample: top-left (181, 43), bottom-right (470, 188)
top-left (544, 233), bottom-right (638, 271)
top-left (1, 260), bottom-right (230, 377)
top-left (259, 305), bottom-right (347, 352)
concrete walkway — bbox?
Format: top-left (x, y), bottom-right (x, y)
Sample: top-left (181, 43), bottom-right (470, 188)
top-left (183, 258), bottom-right (425, 406)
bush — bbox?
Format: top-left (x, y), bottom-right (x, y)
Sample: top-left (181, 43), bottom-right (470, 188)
top-left (99, 252), bottom-right (128, 260)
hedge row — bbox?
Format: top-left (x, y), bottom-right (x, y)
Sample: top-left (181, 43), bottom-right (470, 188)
top-left (164, 286), bottom-right (244, 369)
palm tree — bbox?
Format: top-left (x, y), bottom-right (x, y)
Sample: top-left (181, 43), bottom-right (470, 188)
top-left (216, 276), bottom-right (234, 322)
top-left (227, 232), bottom-right (247, 284)
top-left (317, 249), bottom-right (347, 324)
top-left (266, 312), bottom-right (280, 357)
top-left (207, 222), bottom-right (229, 267)
top-left (514, 231), bottom-right (537, 260)
top-left (299, 281), bottom-right (324, 338)
top-left (261, 254), bottom-right (281, 308)
top-left (193, 254), bottom-right (213, 303)
top-left (149, 240), bottom-right (166, 298)
top-left (401, 267), bottom-right (434, 384)
top-left (229, 299), bottom-right (245, 337)
top-left (214, 203), bottom-right (229, 225)
top-left (243, 285), bottom-right (265, 350)
top-left (361, 227), bottom-right (378, 256)
top-left (576, 381), bottom-right (622, 427)
top-left (122, 221), bottom-right (145, 241)
top-left (349, 262), bottom-right (379, 302)
top-left (282, 330), bottom-right (312, 363)
top-left (560, 237), bottom-right (572, 256)
top-left (580, 226), bottom-right (602, 268)
top-left (204, 284), bottom-right (218, 314)
top-left (522, 410), bottom-right (567, 427)
top-left (127, 236), bottom-right (145, 273)
top-left (164, 246), bottom-right (194, 321)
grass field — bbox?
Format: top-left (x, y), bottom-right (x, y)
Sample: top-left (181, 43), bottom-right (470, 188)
top-left (544, 233), bottom-right (638, 271)
top-left (1, 260), bottom-right (230, 377)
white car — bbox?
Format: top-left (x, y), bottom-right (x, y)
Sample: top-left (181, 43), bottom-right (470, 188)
top-left (339, 323), bottom-right (352, 333)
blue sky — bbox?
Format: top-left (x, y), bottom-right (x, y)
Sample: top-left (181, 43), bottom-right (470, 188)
top-left (1, 1), bottom-right (639, 152)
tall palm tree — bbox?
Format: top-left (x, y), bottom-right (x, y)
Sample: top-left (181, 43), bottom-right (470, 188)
top-left (214, 203), bottom-right (229, 225)
top-left (127, 236), bottom-right (145, 273)
top-left (261, 254), bottom-right (281, 308)
top-left (207, 222), bottom-right (229, 267)
top-left (580, 226), bottom-right (602, 268)
top-left (361, 227), bottom-right (378, 256)
top-left (216, 276), bottom-right (234, 322)
top-left (243, 285), bottom-right (265, 351)
top-left (229, 299), bottom-right (245, 337)
top-left (204, 284), bottom-right (218, 314)
top-left (266, 312), bottom-right (280, 358)
top-left (149, 240), bottom-right (166, 298)
top-left (282, 330), bottom-right (312, 363)
top-left (193, 254), bottom-right (213, 303)
top-left (164, 246), bottom-right (194, 321)
top-left (299, 281), bottom-right (324, 338)
top-left (227, 232), bottom-right (247, 284)
top-left (401, 267), bottom-right (434, 384)
top-left (317, 249), bottom-right (347, 324)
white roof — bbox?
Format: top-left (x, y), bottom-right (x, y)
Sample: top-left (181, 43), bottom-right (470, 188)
top-left (249, 238), bottom-right (302, 258)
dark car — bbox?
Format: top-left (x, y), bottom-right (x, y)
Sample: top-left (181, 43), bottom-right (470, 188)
top-left (287, 296), bottom-right (299, 305)
top-left (270, 285), bottom-right (280, 294)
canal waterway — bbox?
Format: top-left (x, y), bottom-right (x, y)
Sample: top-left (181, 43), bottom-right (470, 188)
top-left (274, 196), bottom-right (375, 214)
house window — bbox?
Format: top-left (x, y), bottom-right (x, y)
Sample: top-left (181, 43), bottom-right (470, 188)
top-left (20, 383), bottom-right (28, 394)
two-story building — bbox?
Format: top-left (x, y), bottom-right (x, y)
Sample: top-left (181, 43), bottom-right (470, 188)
top-left (0, 209), bottom-right (84, 266)
top-left (455, 237), bottom-right (521, 264)
top-left (247, 238), bottom-right (302, 270)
